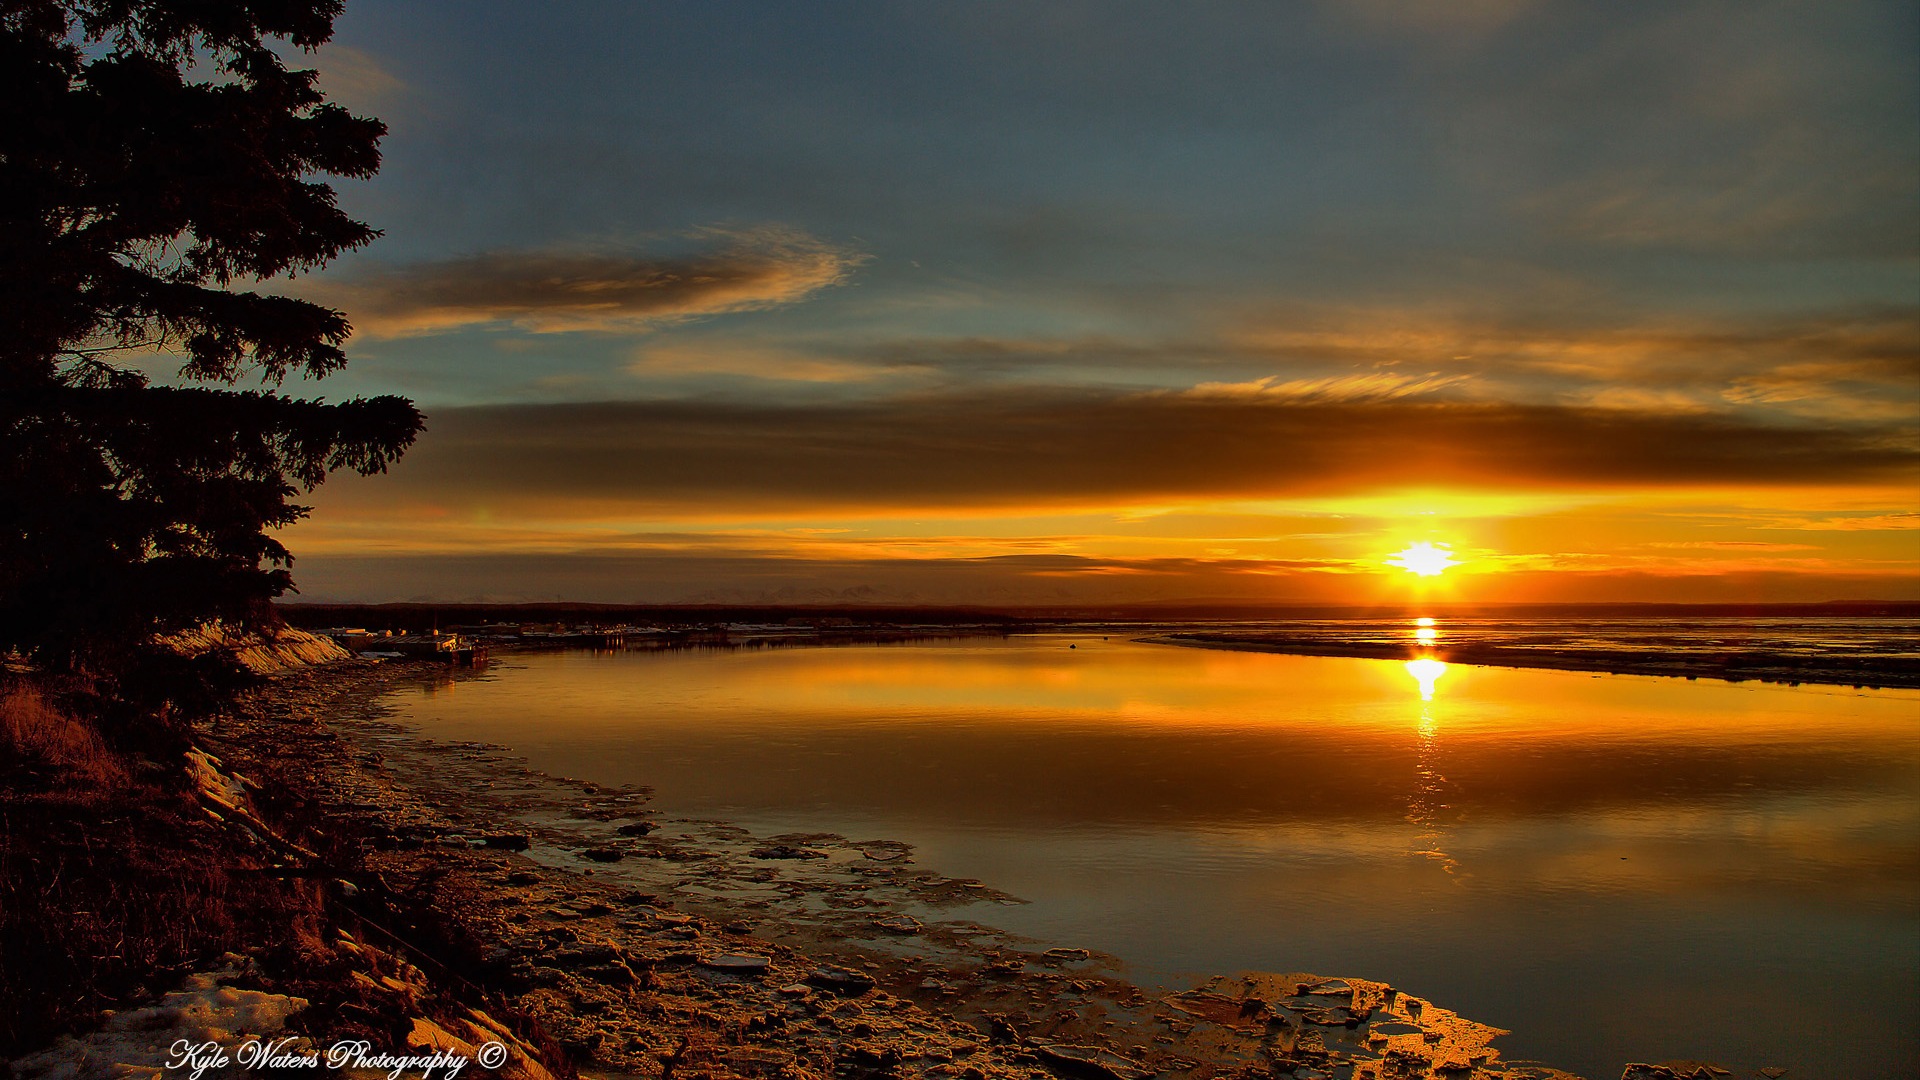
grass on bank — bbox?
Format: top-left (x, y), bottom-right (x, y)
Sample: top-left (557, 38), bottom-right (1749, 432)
top-left (0, 676), bottom-right (333, 1055)
top-left (0, 670), bottom-right (573, 1076)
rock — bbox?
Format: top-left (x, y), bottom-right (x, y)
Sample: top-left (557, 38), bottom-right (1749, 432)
top-left (552, 944), bottom-right (623, 969)
top-left (581, 962), bottom-right (638, 985)
top-left (837, 1044), bottom-right (901, 1073)
top-left (1619, 1066), bottom-right (1731, 1080)
top-left (581, 847), bottom-right (625, 862)
top-left (699, 953), bottom-right (772, 975)
top-left (484, 832), bottom-right (532, 850)
top-left (750, 843), bottom-right (826, 860)
top-left (1043, 947), bottom-right (1092, 963)
top-left (1029, 1041), bottom-right (1154, 1080)
top-left (615, 821), bottom-right (657, 836)
top-left (983, 1013), bottom-right (1021, 1043)
top-left (805, 965), bottom-right (876, 996)
top-left (1370, 1021), bottom-right (1422, 1036)
top-left (407, 1016), bottom-right (480, 1057)
top-left (506, 871), bottom-right (541, 885)
top-left (874, 914), bottom-right (922, 935)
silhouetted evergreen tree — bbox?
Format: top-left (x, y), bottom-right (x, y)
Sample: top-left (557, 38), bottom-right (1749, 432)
top-left (0, 1), bottom-right (421, 694)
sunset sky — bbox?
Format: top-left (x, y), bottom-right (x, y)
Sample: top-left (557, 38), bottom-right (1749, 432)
top-left (264, 0), bottom-right (1917, 606)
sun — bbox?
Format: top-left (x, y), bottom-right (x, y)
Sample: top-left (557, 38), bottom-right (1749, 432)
top-left (1388, 541), bottom-right (1460, 577)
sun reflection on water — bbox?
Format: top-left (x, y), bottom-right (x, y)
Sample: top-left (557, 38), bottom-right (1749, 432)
top-left (1406, 657), bottom-right (1448, 701)
top-left (1403, 655), bottom-right (1460, 876)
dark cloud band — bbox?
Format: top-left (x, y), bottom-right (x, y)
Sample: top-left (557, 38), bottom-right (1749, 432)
top-left (359, 391), bottom-right (1918, 513)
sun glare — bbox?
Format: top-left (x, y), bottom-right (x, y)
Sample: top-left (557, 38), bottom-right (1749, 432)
top-left (1405, 657), bottom-right (1448, 701)
top-left (1388, 542), bottom-right (1460, 577)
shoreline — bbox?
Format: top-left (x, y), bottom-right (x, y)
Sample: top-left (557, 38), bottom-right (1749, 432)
top-left (20, 646), bottom-right (1799, 1080)
top-left (1137, 633), bottom-right (1920, 690)
top-left (212, 657), bottom-right (1595, 1080)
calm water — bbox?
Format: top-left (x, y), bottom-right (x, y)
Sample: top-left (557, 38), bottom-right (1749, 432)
top-left (385, 632), bottom-right (1920, 1079)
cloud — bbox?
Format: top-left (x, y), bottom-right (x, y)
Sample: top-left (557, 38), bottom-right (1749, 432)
top-left (311, 44), bottom-right (406, 112)
top-left (1213, 308), bottom-right (1920, 420)
top-left (287, 547), bottom-right (1920, 607)
top-left (1412, 3), bottom-right (1920, 259)
top-left (1765, 513), bottom-right (1920, 532)
top-left (1648, 541), bottom-right (1820, 552)
top-left (627, 343), bottom-right (922, 385)
top-left (317, 389), bottom-right (1919, 520)
top-left (283, 550), bottom-right (1368, 606)
top-left (322, 227), bottom-right (864, 337)
top-left (1180, 371), bottom-right (1468, 402)
top-left (1722, 356), bottom-right (1920, 422)
top-left (1326, 0), bottom-right (1533, 36)
top-left (1226, 308), bottom-right (1920, 379)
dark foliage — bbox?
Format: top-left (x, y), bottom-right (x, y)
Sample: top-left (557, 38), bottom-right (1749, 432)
top-left (0, 0), bottom-right (422, 691)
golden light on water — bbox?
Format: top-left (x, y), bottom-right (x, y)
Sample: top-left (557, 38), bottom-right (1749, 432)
top-left (1388, 542), bottom-right (1460, 577)
top-left (1406, 657), bottom-right (1449, 701)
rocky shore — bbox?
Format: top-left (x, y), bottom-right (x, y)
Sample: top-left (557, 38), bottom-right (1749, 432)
top-left (9, 651), bottom-right (1738, 1080)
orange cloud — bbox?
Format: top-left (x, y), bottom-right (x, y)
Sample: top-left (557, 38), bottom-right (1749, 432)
top-left (317, 227), bottom-right (864, 337)
top-left (1180, 371), bottom-right (1469, 401)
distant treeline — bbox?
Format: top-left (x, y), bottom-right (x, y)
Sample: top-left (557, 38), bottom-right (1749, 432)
top-left (275, 598), bottom-right (1920, 633)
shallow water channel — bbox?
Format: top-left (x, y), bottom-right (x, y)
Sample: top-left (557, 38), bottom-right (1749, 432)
top-left (380, 633), bottom-right (1920, 1079)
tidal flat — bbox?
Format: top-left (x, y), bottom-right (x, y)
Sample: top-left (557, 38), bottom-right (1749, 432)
top-left (209, 655), bottom-right (1586, 1080)
top-left (342, 631), bottom-right (1919, 1079)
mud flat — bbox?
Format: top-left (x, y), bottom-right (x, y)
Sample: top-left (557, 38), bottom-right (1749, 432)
top-left (1141, 631), bottom-right (1920, 689)
top-left (139, 656), bottom-right (1626, 1080)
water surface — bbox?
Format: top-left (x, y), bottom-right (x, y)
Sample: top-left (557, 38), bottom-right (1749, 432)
top-left (386, 633), bottom-right (1920, 1079)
